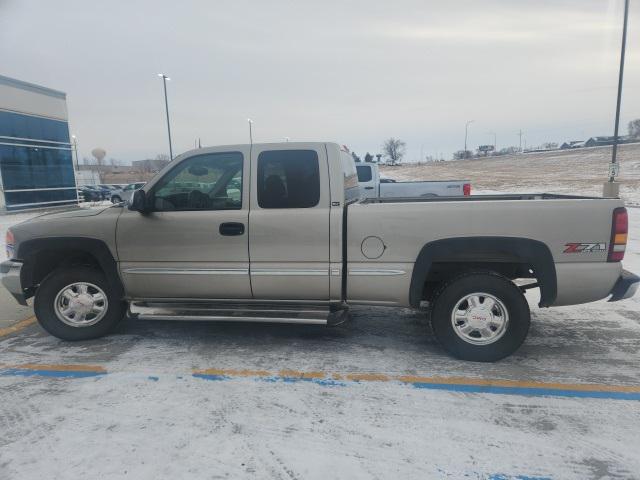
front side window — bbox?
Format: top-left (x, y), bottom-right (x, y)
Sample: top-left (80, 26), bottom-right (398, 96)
top-left (151, 152), bottom-right (243, 211)
top-left (257, 150), bottom-right (319, 209)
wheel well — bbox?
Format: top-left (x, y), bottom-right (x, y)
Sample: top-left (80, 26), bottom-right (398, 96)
top-left (17, 237), bottom-right (125, 301)
top-left (409, 237), bottom-right (557, 308)
top-left (31, 249), bottom-right (103, 287)
top-left (421, 261), bottom-right (535, 302)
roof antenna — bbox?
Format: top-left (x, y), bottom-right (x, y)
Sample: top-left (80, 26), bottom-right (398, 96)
top-left (247, 118), bottom-right (253, 145)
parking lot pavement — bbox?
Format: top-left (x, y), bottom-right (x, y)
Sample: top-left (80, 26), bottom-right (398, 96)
top-left (1, 296), bottom-right (640, 479)
top-left (1, 210), bottom-right (639, 479)
top-left (0, 288), bottom-right (33, 331)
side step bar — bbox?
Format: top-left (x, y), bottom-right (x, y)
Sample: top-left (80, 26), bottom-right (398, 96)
top-left (129, 301), bottom-right (348, 326)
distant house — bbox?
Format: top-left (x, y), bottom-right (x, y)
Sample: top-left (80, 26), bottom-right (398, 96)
top-left (560, 140), bottom-right (585, 149)
top-left (585, 136), bottom-right (616, 148)
top-left (584, 136), bottom-right (635, 148)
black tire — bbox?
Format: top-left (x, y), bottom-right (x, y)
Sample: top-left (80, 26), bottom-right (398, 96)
top-left (34, 266), bottom-right (125, 341)
top-left (111, 195), bottom-right (122, 203)
top-left (430, 272), bottom-right (530, 362)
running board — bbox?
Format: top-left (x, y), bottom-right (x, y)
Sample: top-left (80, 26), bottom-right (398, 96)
top-left (129, 301), bottom-right (347, 326)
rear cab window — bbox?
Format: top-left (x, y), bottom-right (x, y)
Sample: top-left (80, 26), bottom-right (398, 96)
top-left (356, 165), bottom-right (372, 182)
top-left (257, 150), bottom-right (319, 208)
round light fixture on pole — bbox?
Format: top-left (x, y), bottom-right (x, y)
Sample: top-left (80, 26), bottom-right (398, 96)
top-left (247, 118), bottom-right (254, 144)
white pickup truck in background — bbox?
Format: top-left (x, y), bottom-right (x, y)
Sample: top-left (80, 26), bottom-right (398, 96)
top-left (356, 163), bottom-right (470, 199)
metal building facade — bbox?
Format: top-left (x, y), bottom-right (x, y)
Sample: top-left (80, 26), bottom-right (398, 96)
top-left (0, 75), bottom-right (77, 211)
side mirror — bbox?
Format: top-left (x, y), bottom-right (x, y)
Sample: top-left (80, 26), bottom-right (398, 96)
top-left (129, 189), bottom-right (149, 213)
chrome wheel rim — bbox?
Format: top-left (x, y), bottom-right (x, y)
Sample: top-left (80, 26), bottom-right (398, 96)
top-left (450, 292), bottom-right (509, 345)
top-left (54, 282), bottom-right (108, 327)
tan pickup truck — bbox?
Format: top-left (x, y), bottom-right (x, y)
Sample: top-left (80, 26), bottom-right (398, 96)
top-left (2, 142), bottom-right (638, 361)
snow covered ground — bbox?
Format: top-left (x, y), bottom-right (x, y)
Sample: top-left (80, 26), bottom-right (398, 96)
top-left (0, 192), bottom-right (639, 479)
top-left (381, 143), bottom-right (640, 206)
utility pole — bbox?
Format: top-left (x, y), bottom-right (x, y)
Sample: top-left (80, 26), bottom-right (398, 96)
top-left (488, 131), bottom-right (497, 152)
top-left (157, 74), bottom-right (173, 160)
top-left (518, 130), bottom-right (523, 153)
top-left (464, 120), bottom-right (474, 158)
top-left (605, 0), bottom-right (630, 197)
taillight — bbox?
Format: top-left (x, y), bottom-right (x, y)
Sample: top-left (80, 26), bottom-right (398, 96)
top-left (608, 207), bottom-right (628, 262)
top-left (5, 229), bottom-right (15, 259)
top-left (463, 183), bottom-right (471, 196)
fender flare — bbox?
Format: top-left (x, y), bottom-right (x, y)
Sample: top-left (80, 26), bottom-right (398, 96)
top-left (409, 236), bottom-right (557, 308)
top-left (17, 237), bottom-right (124, 298)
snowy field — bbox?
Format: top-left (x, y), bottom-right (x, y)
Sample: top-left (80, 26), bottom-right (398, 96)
top-left (381, 143), bottom-right (640, 206)
top-left (1, 188), bottom-right (640, 478)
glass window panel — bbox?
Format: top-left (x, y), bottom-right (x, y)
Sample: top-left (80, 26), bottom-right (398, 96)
top-left (4, 188), bottom-right (77, 210)
top-left (356, 165), bottom-right (372, 182)
top-left (257, 150), bottom-right (320, 209)
top-left (0, 111), bottom-right (69, 142)
top-left (151, 152), bottom-right (243, 211)
top-left (0, 145), bottom-right (75, 190)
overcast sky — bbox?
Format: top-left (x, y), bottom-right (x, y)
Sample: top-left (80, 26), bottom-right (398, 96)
top-left (1, 0), bottom-right (638, 162)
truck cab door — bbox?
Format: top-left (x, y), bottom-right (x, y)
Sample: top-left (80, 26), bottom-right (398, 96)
top-left (116, 147), bottom-right (252, 299)
top-left (356, 164), bottom-right (376, 198)
top-left (248, 145), bottom-right (330, 300)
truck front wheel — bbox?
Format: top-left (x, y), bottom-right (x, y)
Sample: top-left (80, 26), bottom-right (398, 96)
top-left (430, 272), bottom-right (530, 362)
top-left (34, 266), bottom-right (125, 341)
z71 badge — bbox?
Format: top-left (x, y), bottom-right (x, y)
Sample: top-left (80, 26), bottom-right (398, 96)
top-left (563, 242), bottom-right (607, 253)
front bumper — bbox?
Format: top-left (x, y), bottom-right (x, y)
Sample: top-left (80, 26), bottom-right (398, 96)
top-left (0, 260), bottom-right (27, 305)
top-left (608, 269), bottom-right (640, 302)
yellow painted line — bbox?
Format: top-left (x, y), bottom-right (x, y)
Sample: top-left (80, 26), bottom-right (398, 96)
top-left (278, 369), bottom-right (326, 379)
top-left (8, 363), bottom-right (106, 373)
top-left (194, 368), bottom-right (271, 377)
top-left (0, 316), bottom-right (36, 338)
top-left (346, 372), bottom-right (391, 382)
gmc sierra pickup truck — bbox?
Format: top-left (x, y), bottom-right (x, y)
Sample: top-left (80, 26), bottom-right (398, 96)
top-left (2, 142), bottom-right (638, 361)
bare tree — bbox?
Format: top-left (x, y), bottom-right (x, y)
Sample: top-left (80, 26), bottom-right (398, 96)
top-left (629, 118), bottom-right (640, 139)
top-left (382, 138), bottom-right (406, 165)
top-left (155, 154), bottom-right (170, 162)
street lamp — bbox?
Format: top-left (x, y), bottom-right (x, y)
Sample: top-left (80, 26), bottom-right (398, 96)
top-left (248, 118), bottom-right (254, 144)
top-left (70, 134), bottom-right (81, 204)
top-left (604, 0), bottom-right (630, 197)
top-left (157, 73), bottom-right (173, 160)
top-left (71, 135), bottom-right (80, 170)
top-left (488, 131), bottom-right (497, 152)
top-left (464, 120), bottom-right (474, 158)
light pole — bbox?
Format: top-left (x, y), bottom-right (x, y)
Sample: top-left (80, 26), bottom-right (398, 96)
top-left (248, 118), bottom-right (254, 144)
top-left (71, 135), bottom-right (80, 170)
top-left (464, 120), bottom-right (474, 158)
top-left (488, 131), bottom-right (497, 152)
top-left (604, 0), bottom-right (630, 197)
top-left (70, 134), bottom-right (81, 204)
top-left (157, 73), bottom-right (173, 160)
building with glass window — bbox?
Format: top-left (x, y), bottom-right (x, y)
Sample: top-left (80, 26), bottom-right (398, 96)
top-left (0, 75), bottom-right (77, 211)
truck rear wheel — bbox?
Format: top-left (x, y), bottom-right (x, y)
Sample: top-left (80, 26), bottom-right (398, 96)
top-left (34, 266), bottom-right (125, 341)
top-left (430, 272), bottom-right (530, 362)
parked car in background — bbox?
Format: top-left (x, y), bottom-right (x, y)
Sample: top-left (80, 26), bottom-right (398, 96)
top-left (111, 182), bottom-right (146, 203)
top-left (356, 163), bottom-right (470, 199)
top-left (77, 186), bottom-right (103, 202)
